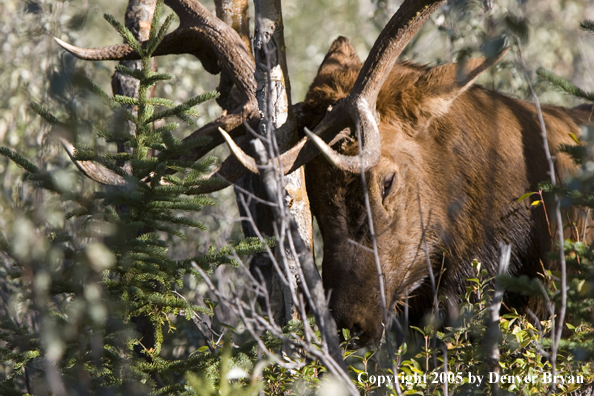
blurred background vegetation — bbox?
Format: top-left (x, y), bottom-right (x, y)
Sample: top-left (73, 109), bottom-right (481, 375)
top-left (2, 0), bottom-right (594, 248)
top-left (1, 0), bottom-right (594, 394)
top-left (2, 0), bottom-right (594, 237)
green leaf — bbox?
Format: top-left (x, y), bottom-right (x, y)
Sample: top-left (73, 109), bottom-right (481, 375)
top-left (569, 132), bottom-right (581, 145)
top-left (217, 323), bottom-right (237, 333)
top-left (517, 192), bottom-right (536, 203)
top-left (342, 328), bottom-right (351, 341)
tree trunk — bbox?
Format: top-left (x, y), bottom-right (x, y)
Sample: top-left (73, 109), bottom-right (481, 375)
top-left (112, 0), bottom-right (159, 370)
top-left (253, 0), bottom-right (313, 324)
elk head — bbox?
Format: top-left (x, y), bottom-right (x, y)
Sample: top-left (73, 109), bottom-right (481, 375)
top-left (301, 36), bottom-right (510, 346)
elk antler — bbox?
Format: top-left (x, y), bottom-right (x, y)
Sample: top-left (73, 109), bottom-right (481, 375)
top-left (54, 0), bottom-right (258, 190)
top-left (55, 0), bottom-right (446, 189)
top-left (60, 138), bottom-right (127, 186)
top-left (224, 0), bottom-right (446, 174)
top-left (287, 0), bottom-right (447, 173)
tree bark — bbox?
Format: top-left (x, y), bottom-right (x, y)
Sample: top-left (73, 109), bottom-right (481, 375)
top-left (112, 0), bottom-right (158, 151)
top-left (252, 0), bottom-right (313, 324)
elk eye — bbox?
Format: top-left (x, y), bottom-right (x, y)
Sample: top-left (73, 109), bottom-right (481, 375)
top-left (382, 172), bottom-right (397, 200)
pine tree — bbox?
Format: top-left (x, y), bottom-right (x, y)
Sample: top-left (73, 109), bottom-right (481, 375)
top-left (0, 1), bottom-right (268, 393)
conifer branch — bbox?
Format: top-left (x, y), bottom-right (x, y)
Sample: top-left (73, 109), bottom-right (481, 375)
top-left (580, 20), bottom-right (594, 33)
top-left (537, 68), bottom-right (594, 102)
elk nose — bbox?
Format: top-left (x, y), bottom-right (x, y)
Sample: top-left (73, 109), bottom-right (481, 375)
top-left (350, 322), bottom-right (364, 339)
top-left (342, 322), bottom-right (370, 349)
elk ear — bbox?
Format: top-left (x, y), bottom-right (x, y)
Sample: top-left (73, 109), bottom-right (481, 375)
top-left (304, 37), bottom-right (362, 107)
top-left (316, 36), bottom-right (362, 76)
top-left (419, 48), bottom-right (509, 118)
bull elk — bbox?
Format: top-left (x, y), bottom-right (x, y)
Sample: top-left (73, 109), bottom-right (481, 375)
top-left (56, 0), bottom-right (593, 347)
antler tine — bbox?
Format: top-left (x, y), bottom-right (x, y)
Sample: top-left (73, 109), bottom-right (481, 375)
top-left (297, 0), bottom-right (446, 173)
top-left (55, 0), bottom-right (256, 102)
top-left (350, 0), bottom-right (446, 107)
top-left (218, 112), bottom-right (352, 177)
top-left (168, 0), bottom-right (446, 179)
top-left (55, 0), bottom-right (259, 189)
top-left (188, 154), bottom-right (249, 194)
top-left (60, 138), bottom-right (127, 186)
top-left (304, 98), bottom-right (380, 173)
top-left (54, 30), bottom-right (221, 74)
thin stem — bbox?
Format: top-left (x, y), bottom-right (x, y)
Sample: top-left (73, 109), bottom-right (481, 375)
top-left (516, 40), bottom-right (567, 396)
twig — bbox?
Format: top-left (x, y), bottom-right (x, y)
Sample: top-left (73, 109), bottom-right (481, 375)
top-left (486, 243), bottom-right (511, 396)
top-left (417, 187), bottom-right (439, 369)
top-left (173, 290), bottom-right (218, 353)
top-left (355, 111), bottom-right (399, 381)
top-left (515, 41), bottom-right (567, 396)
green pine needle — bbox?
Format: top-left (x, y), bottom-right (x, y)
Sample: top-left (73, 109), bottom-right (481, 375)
top-left (183, 110), bottom-right (201, 117)
top-left (147, 142), bottom-right (167, 151)
top-left (149, 0), bottom-right (165, 42)
top-left (30, 102), bottom-right (63, 125)
top-left (147, 97), bottom-right (174, 106)
top-left (162, 175), bottom-right (183, 185)
top-left (186, 179), bottom-right (228, 195)
top-left (183, 136), bottom-right (213, 151)
top-left (104, 14), bottom-right (143, 56)
top-left (147, 91), bottom-right (219, 124)
top-left (183, 91), bottom-right (220, 108)
top-left (154, 122), bottom-right (179, 135)
top-left (97, 128), bottom-right (133, 144)
top-left (114, 94), bottom-right (139, 106)
top-left (0, 147), bottom-right (40, 173)
top-left (537, 68), bottom-right (594, 102)
top-left (150, 212), bottom-right (206, 230)
top-left (160, 129), bottom-right (178, 149)
top-left (175, 113), bottom-right (195, 125)
top-left (146, 14), bottom-right (175, 56)
top-left (147, 200), bottom-right (211, 212)
top-left (115, 65), bottom-right (145, 81)
top-left (142, 219), bottom-right (186, 239)
top-left (72, 146), bottom-right (96, 161)
top-left (580, 20), bottom-right (594, 33)
top-left (155, 14), bottom-right (175, 47)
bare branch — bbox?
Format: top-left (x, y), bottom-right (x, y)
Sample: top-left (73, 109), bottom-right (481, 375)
top-left (515, 38), bottom-right (567, 396)
top-left (486, 243), bottom-right (512, 396)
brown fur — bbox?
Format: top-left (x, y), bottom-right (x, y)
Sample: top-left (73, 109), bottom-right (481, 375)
top-left (301, 37), bottom-right (593, 346)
